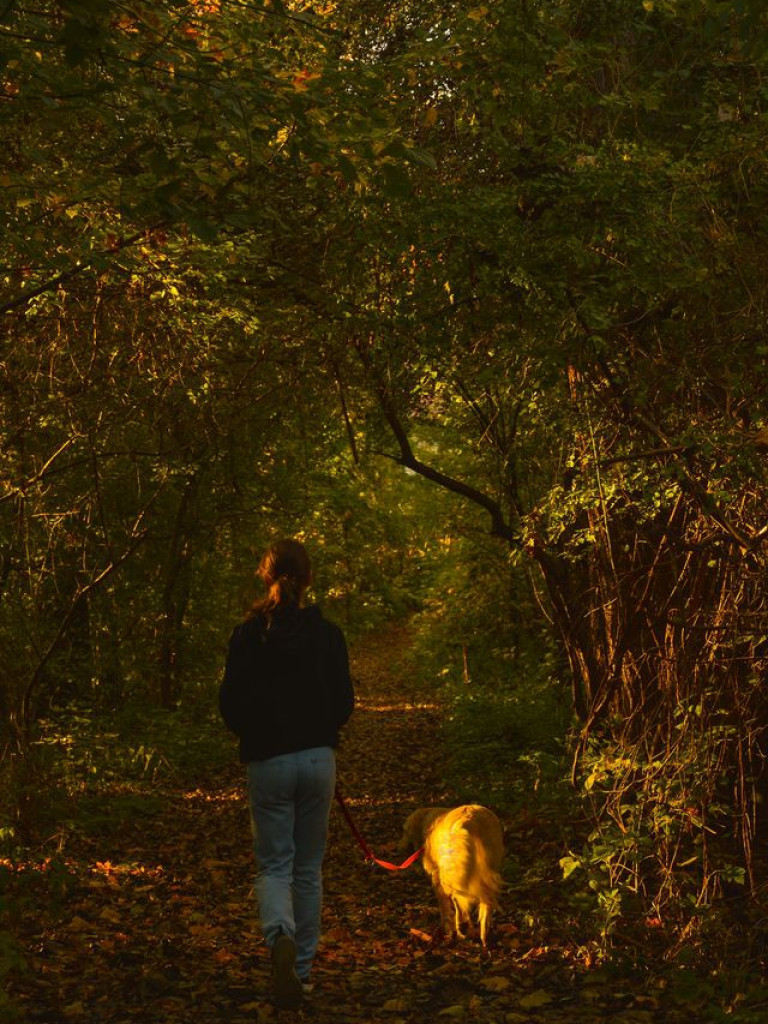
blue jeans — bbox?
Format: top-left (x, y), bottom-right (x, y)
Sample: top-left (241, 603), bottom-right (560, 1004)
top-left (246, 747), bottom-right (336, 981)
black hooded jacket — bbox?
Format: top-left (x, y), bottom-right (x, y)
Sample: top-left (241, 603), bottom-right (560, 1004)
top-left (219, 604), bottom-right (354, 762)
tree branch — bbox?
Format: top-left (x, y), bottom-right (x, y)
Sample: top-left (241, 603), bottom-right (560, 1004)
top-left (19, 527), bottom-right (149, 741)
top-left (355, 338), bottom-right (519, 545)
top-left (0, 231), bottom-right (148, 317)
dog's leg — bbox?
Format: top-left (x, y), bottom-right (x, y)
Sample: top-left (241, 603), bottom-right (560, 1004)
top-left (431, 875), bottom-right (457, 941)
top-left (453, 896), bottom-right (472, 939)
top-left (452, 898), bottom-right (462, 938)
top-left (478, 903), bottom-right (492, 949)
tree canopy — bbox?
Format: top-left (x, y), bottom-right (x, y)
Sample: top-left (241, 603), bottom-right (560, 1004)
top-left (2, 0), bottom-right (768, 980)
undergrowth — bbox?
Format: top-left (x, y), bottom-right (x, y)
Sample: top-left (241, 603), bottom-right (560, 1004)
top-left (409, 594), bottom-right (768, 1021)
top-left (441, 669), bottom-right (571, 818)
top-left (0, 695), bottom-right (232, 860)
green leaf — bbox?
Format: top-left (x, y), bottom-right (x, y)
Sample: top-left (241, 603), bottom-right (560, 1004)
top-left (401, 145), bottom-right (437, 170)
top-left (186, 217), bottom-right (219, 243)
top-left (559, 854), bottom-right (581, 879)
top-left (382, 163), bottom-right (412, 198)
top-left (519, 990), bottom-right (553, 1009)
top-left (337, 152), bottom-right (358, 183)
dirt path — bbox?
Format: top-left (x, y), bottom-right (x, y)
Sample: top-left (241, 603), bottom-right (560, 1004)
top-left (7, 621), bottom-right (695, 1023)
top-left (6, 623), bottom-right (457, 1024)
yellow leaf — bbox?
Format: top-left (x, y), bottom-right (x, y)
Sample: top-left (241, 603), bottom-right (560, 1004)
top-left (382, 998), bottom-right (408, 1012)
top-left (188, 923), bottom-right (225, 937)
top-left (468, 6), bottom-right (488, 19)
top-left (519, 989), bottom-right (553, 1009)
top-left (66, 915), bottom-right (92, 933)
top-left (483, 976), bottom-right (512, 992)
top-left (212, 949), bottom-right (237, 964)
top-left (438, 1007), bottom-right (466, 1018)
top-left (292, 70), bottom-right (321, 91)
top-left (423, 106), bottom-right (438, 126)
top-left (581, 987), bottom-right (605, 1001)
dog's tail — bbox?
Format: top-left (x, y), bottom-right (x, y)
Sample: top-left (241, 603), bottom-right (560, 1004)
top-left (438, 807), bottom-right (503, 907)
top-left (470, 837), bottom-right (503, 907)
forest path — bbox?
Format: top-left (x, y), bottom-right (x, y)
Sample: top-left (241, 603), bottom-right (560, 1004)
top-left (8, 621), bottom-right (684, 1023)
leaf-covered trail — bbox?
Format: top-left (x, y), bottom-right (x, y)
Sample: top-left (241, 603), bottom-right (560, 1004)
top-left (8, 622), bottom-right (685, 1023)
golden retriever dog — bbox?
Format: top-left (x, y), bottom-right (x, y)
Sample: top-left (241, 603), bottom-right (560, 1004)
top-left (398, 804), bottom-right (504, 948)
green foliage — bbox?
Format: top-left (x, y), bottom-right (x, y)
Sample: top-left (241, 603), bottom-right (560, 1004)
top-left (0, 865), bottom-right (25, 1023)
top-left (0, 0), bottom-right (405, 295)
top-left (442, 677), bottom-right (570, 815)
top-left (560, 721), bottom-right (753, 951)
top-left (34, 706), bottom-right (166, 793)
top-left (0, 697), bottom-right (234, 849)
top-left (351, 0), bottom-right (768, 937)
top-left (298, 454), bottom-right (431, 634)
top-left (407, 524), bottom-right (571, 813)
top-left (1, 0), bottom-right (767, 980)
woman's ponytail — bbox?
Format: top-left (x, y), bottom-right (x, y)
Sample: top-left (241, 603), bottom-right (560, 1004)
top-left (247, 539), bottom-right (312, 622)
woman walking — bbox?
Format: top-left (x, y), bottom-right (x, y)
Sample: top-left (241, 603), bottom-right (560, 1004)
top-left (219, 539), bottom-right (354, 1009)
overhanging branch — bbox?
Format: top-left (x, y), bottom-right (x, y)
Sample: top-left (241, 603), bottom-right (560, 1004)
top-left (1, 231), bottom-right (149, 317)
top-left (355, 338), bottom-right (519, 545)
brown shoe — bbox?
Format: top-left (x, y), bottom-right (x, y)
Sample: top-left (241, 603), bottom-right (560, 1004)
top-left (271, 934), bottom-right (303, 1010)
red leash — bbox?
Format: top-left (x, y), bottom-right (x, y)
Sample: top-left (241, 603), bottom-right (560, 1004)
top-left (334, 786), bottom-right (423, 871)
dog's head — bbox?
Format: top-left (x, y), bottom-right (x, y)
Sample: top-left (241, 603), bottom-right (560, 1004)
top-left (397, 807), bottom-right (448, 853)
